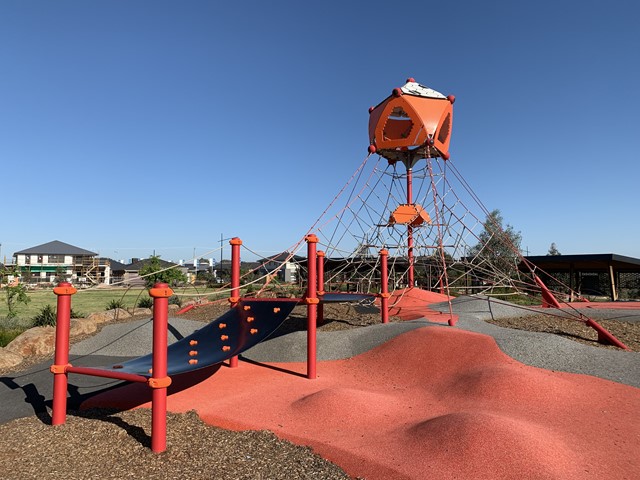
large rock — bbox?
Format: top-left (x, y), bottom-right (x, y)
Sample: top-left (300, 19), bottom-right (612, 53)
top-left (0, 348), bottom-right (23, 370)
top-left (86, 308), bottom-right (132, 325)
top-left (5, 326), bottom-right (56, 357)
top-left (69, 318), bottom-right (98, 337)
top-left (131, 307), bottom-right (152, 317)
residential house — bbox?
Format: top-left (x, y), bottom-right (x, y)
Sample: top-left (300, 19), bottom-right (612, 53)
top-left (258, 252), bottom-right (303, 283)
top-left (13, 240), bottom-right (105, 285)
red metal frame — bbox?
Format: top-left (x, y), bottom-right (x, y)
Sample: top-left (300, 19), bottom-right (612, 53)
top-left (379, 249), bottom-right (389, 324)
top-left (48, 235), bottom-right (397, 452)
top-left (229, 237), bottom-right (242, 368)
top-left (51, 281), bottom-right (175, 453)
top-left (305, 235), bottom-right (319, 379)
top-left (317, 250), bottom-right (325, 325)
top-left (148, 283), bottom-right (174, 452)
top-left (51, 282), bottom-right (77, 425)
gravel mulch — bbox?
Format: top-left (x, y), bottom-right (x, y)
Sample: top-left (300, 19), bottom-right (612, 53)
top-left (486, 314), bottom-right (640, 352)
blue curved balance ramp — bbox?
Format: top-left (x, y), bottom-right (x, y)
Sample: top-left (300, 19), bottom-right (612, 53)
top-left (320, 292), bottom-right (375, 303)
top-left (104, 299), bottom-right (298, 377)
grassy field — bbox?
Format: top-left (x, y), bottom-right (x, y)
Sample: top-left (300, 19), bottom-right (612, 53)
top-left (0, 285), bottom-right (226, 347)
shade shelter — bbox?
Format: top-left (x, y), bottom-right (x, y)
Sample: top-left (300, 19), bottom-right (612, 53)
top-left (523, 254), bottom-right (640, 301)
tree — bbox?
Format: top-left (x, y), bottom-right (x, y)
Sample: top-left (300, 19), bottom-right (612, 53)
top-left (138, 255), bottom-right (187, 288)
top-left (1, 267), bottom-right (31, 319)
top-left (547, 243), bottom-right (561, 256)
top-left (467, 209), bottom-right (523, 281)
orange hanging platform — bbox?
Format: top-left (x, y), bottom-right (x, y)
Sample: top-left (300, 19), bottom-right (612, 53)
top-left (368, 79), bottom-right (454, 163)
top-left (388, 204), bottom-right (432, 226)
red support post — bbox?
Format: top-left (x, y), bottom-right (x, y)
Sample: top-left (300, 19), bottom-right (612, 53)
top-left (379, 249), bottom-right (390, 324)
top-left (229, 237), bottom-right (242, 368)
top-left (406, 167), bottom-right (415, 288)
top-left (149, 282), bottom-right (174, 453)
top-left (51, 282), bottom-right (77, 426)
top-left (317, 250), bottom-right (325, 325)
top-left (305, 235), bottom-right (319, 379)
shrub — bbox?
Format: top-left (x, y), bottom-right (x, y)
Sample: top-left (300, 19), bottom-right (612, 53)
top-left (70, 309), bottom-right (84, 319)
top-left (0, 328), bottom-right (26, 347)
top-left (168, 295), bottom-right (182, 307)
top-left (106, 299), bottom-right (125, 311)
top-left (137, 297), bottom-right (153, 309)
top-left (32, 304), bottom-right (56, 327)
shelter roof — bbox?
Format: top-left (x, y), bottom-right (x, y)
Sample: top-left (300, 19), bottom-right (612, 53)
top-left (524, 254), bottom-right (640, 272)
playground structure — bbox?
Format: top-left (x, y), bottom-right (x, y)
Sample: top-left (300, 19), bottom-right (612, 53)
top-left (50, 235), bottom-right (384, 452)
top-left (49, 78), bottom-right (631, 453)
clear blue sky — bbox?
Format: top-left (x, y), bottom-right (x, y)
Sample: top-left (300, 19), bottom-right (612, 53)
top-left (2, 0), bottom-right (639, 263)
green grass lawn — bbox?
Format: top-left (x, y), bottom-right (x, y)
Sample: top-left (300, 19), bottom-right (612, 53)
top-left (0, 285), bottom-right (224, 347)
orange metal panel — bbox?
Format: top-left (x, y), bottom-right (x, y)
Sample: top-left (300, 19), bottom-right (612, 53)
top-left (388, 204), bottom-right (432, 226)
top-left (368, 88), bottom-right (453, 160)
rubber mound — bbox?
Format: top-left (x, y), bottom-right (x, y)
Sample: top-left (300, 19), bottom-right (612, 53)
top-left (85, 326), bottom-right (640, 480)
top-left (388, 287), bottom-right (457, 323)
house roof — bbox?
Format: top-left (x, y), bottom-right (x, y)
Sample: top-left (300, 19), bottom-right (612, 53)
top-left (103, 258), bottom-right (128, 271)
top-left (14, 240), bottom-right (97, 256)
top-left (259, 252), bottom-right (305, 264)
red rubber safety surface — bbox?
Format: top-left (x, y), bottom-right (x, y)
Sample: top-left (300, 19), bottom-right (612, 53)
top-left (388, 287), bottom-right (458, 323)
top-left (85, 327), bottom-right (640, 480)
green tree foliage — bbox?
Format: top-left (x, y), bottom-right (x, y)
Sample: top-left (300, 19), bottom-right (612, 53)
top-left (467, 209), bottom-right (523, 279)
top-left (1, 267), bottom-right (31, 319)
top-left (547, 242), bottom-right (561, 256)
top-left (138, 255), bottom-right (187, 288)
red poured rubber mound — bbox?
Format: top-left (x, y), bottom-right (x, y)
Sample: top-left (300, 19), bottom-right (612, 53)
top-left (388, 287), bottom-right (457, 322)
top-left (85, 327), bottom-right (640, 480)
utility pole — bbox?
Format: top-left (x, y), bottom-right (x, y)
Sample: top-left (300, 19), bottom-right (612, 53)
top-left (220, 233), bottom-right (224, 266)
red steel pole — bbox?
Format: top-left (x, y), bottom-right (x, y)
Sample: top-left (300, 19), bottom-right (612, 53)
top-left (379, 249), bottom-right (390, 324)
top-left (149, 282), bottom-right (174, 453)
top-left (305, 235), bottom-right (319, 379)
top-left (317, 250), bottom-right (325, 325)
top-left (407, 166), bottom-right (415, 287)
top-left (229, 237), bottom-right (242, 368)
top-left (51, 282), bottom-right (77, 425)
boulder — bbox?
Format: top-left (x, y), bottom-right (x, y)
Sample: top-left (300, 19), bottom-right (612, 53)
top-left (5, 326), bottom-right (56, 357)
top-left (85, 311), bottom-right (113, 325)
top-left (86, 308), bottom-right (132, 325)
top-left (110, 308), bottom-right (133, 320)
top-left (131, 307), bottom-right (152, 317)
top-left (0, 348), bottom-right (23, 370)
top-left (69, 318), bottom-right (98, 337)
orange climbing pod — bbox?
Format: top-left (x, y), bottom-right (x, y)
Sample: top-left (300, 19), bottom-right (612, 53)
top-left (368, 79), bottom-right (454, 163)
top-left (220, 335), bottom-right (229, 341)
top-left (219, 323), bottom-right (227, 329)
top-left (244, 305), bottom-right (251, 311)
top-left (250, 328), bottom-right (258, 334)
top-left (189, 340), bottom-right (198, 346)
top-left (189, 350), bottom-right (198, 356)
top-left (189, 359), bottom-right (198, 365)
top-left (388, 204), bottom-right (432, 226)
top-left (247, 316), bottom-right (255, 323)
top-left (222, 346), bottom-right (231, 352)
top-left (273, 307), bottom-right (280, 313)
